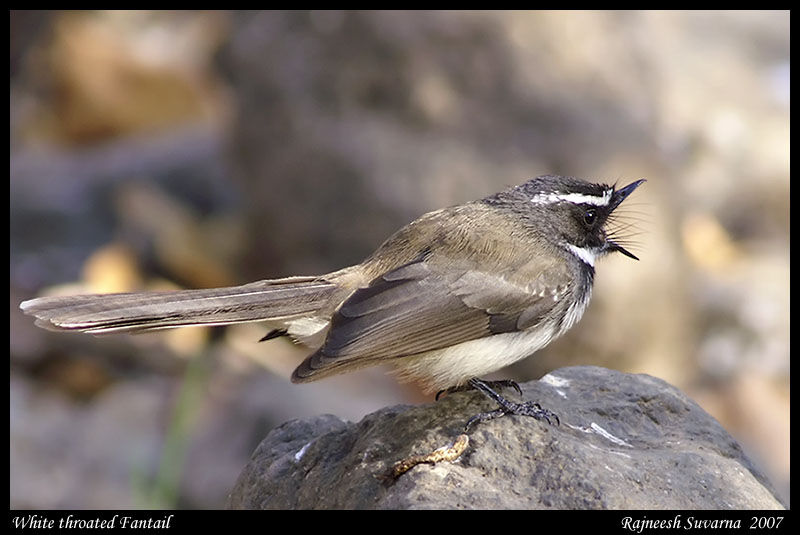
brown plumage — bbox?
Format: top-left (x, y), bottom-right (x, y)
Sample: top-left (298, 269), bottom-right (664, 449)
top-left (20, 175), bottom-right (643, 393)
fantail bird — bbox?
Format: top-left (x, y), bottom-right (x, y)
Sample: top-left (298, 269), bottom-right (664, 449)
top-left (20, 175), bottom-right (644, 428)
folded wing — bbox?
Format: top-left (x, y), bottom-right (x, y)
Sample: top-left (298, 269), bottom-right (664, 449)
top-left (292, 258), bottom-right (569, 381)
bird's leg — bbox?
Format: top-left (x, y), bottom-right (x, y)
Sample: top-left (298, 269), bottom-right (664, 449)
top-left (464, 378), bottom-right (559, 432)
top-left (435, 379), bottom-right (522, 401)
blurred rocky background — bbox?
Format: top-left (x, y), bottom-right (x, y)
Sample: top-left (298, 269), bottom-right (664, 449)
top-left (10, 10), bottom-right (789, 508)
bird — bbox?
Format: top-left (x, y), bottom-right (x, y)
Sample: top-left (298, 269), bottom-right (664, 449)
top-left (20, 175), bottom-right (644, 429)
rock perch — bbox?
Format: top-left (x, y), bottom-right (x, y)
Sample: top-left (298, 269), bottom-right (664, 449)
top-left (228, 366), bottom-right (784, 509)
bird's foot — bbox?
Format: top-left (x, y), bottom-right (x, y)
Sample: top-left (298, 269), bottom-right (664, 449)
top-left (463, 378), bottom-right (559, 432)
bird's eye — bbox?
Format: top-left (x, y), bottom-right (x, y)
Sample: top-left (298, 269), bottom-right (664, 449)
top-left (584, 208), bottom-right (598, 226)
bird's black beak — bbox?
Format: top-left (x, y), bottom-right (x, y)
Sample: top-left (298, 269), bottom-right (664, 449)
top-left (607, 241), bottom-right (640, 261)
top-left (608, 179), bottom-right (646, 212)
top-left (606, 179), bottom-right (645, 261)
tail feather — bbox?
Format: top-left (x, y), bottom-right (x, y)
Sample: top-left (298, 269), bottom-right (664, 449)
top-left (20, 276), bottom-right (338, 334)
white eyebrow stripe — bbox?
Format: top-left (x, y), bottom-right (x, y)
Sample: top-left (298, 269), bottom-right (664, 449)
top-left (531, 190), bottom-right (612, 206)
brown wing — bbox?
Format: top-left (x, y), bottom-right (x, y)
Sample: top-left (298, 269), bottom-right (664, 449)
top-left (291, 257), bottom-right (570, 382)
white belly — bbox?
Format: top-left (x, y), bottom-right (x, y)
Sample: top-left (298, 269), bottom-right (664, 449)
top-left (390, 287), bottom-right (592, 393)
top-left (392, 325), bottom-right (559, 393)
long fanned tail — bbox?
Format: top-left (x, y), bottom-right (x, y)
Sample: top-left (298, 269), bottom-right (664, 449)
top-left (20, 276), bottom-right (338, 334)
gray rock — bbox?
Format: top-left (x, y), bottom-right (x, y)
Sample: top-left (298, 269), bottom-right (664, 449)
top-left (227, 366), bottom-right (785, 509)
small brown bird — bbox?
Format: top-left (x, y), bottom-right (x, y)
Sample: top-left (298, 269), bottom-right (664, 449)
top-left (20, 175), bottom-right (644, 428)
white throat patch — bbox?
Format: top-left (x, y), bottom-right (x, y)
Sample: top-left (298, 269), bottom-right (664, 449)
top-left (566, 243), bottom-right (601, 267)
